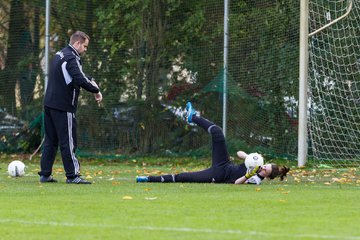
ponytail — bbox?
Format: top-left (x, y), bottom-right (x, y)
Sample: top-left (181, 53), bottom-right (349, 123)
top-left (279, 166), bottom-right (290, 181)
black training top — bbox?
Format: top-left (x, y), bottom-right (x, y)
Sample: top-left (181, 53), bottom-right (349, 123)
top-left (215, 162), bottom-right (248, 183)
top-left (44, 44), bottom-right (99, 113)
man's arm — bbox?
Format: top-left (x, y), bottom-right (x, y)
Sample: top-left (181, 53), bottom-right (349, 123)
top-left (91, 80), bottom-right (103, 103)
top-left (67, 58), bottom-right (99, 93)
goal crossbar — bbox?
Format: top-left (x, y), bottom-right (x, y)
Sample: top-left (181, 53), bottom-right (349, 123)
top-left (309, 0), bottom-right (353, 37)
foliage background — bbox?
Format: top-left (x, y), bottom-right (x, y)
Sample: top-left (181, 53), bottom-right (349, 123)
top-left (1, 0), bottom-right (302, 159)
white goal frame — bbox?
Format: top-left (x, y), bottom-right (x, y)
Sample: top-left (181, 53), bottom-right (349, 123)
top-left (298, 0), bottom-right (354, 167)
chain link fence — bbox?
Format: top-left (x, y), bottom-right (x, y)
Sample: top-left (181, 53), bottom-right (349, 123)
top-left (0, 0), bottom-right (300, 160)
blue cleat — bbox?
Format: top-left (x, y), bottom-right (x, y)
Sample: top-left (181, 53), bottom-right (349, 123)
top-left (186, 102), bottom-right (197, 123)
top-left (136, 176), bottom-right (149, 183)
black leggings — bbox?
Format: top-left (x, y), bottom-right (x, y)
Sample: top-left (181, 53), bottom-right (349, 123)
top-left (148, 116), bottom-right (230, 183)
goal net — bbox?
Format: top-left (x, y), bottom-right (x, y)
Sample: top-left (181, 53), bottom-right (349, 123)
top-left (308, 0), bottom-right (360, 165)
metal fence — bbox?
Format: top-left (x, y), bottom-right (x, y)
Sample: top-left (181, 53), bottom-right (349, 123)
top-left (0, 0), bottom-right (300, 159)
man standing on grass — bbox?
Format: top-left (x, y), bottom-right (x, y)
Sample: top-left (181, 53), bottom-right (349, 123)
top-left (38, 31), bottom-right (102, 184)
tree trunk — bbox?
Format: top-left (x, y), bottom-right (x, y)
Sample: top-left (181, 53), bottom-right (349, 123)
top-left (1, 0), bottom-right (26, 114)
top-left (144, 1), bottom-right (164, 152)
top-left (20, 5), bottom-right (39, 108)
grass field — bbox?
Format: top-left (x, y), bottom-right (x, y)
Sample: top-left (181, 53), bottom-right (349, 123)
top-left (0, 155), bottom-right (359, 240)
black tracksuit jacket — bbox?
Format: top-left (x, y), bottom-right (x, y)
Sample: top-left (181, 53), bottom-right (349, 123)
top-left (44, 44), bottom-right (99, 113)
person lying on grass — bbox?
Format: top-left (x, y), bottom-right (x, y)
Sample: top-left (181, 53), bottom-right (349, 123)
top-left (136, 102), bottom-right (290, 185)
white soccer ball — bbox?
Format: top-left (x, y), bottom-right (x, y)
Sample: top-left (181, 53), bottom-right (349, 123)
top-left (245, 153), bottom-right (264, 170)
top-left (7, 160), bottom-right (26, 177)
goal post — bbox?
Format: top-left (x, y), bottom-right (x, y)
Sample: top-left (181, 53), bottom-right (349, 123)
top-left (299, 0), bottom-right (359, 166)
top-left (298, 0), bottom-right (309, 167)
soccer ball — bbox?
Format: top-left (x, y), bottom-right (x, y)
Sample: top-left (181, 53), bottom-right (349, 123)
top-left (245, 153), bottom-right (264, 170)
top-left (7, 160), bottom-right (26, 177)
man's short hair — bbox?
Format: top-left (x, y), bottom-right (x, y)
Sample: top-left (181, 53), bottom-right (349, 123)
top-left (70, 31), bottom-right (90, 44)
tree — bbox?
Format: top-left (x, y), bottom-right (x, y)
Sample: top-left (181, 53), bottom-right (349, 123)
top-left (0, 0), bottom-right (43, 116)
top-left (95, 0), bottom-right (223, 152)
top-left (1, 0), bottom-right (27, 113)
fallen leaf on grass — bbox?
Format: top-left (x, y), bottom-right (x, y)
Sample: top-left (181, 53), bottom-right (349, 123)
top-left (145, 197), bottom-right (157, 201)
top-left (122, 196), bottom-right (133, 200)
top-left (332, 178), bottom-right (348, 183)
top-left (112, 181), bottom-right (121, 186)
top-left (255, 188), bottom-right (261, 192)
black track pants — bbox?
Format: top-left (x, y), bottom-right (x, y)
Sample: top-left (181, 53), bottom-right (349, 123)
top-left (39, 106), bottom-right (80, 178)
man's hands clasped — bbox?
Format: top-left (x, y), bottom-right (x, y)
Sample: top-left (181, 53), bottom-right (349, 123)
top-left (95, 92), bottom-right (102, 103)
top-left (91, 79), bottom-right (103, 103)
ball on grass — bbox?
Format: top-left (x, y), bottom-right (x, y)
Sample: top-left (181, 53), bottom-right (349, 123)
top-left (8, 160), bottom-right (26, 177)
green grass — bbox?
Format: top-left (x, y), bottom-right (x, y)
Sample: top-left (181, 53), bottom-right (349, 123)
top-left (0, 155), bottom-right (359, 240)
